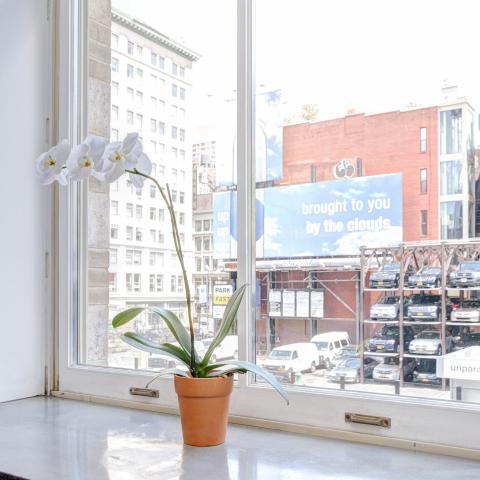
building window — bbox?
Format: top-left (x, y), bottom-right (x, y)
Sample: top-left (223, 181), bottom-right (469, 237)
top-left (172, 126), bottom-right (178, 139)
top-left (180, 87), bottom-right (186, 100)
top-left (172, 84), bottom-right (178, 97)
top-left (150, 119), bottom-right (157, 133)
top-left (203, 219), bottom-right (211, 231)
top-left (158, 122), bottom-right (165, 136)
top-left (420, 127), bottom-right (427, 153)
top-left (420, 210), bottom-right (428, 236)
top-left (179, 192), bottom-right (185, 204)
top-left (172, 168), bottom-right (178, 181)
top-left (180, 66), bottom-right (185, 78)
top-left (180, 150), bottom-right (185, 162)
top-left (177, 276), bottom-right (184, 292)
top-left (108, 273), bottom-right (117, 293)
top-left (310, 164), bottom-right (317, 183)
top-left (179, 129), bottom-right (185, 142)
top-left (109, 248), bottom-right (117, 265)
top-left (150, 96), bottom-right (157, 110)
top-left (159, 56), bottom-right (165, 69)
top-left (111, 58), bottom-right (119, 72)
top-left (159, 165), bottom-right (165, 177)
top-left (158, 209), bottom-right (165, 222)
top-left (150, 207), bottom-right (156, 221)
top-left (158, 232), bottom-right (165, 244)
top-left (111, 200), bottom-right (118, 216)
top-left (171, 190), bottom-right (177, 202)
top-left (195, 237), bottom-right (202, 252)
top-left (172, 63), bottom-right (178, 75)
top-left (159, 100), bottom-right (165, 113)
top-left (111, 128), bottom-right (119, 141)
top-left (127, 41), bottom-right (134, 54)
top-left (135, 205), bottom-right (143, 219)
top-left (133, 274), bottom-right (141, 292)
top-left (127, 64), bottom-right (134, 78)
top-left (149, 251), bottom-right (164, 266)
top-left (420, 168), bottom-right (427, 193)
top-left (127, 87), bottom-right (134, 102)
top-left (136, 113), bottom-right (143, 129)
top-left (203, 237), bottom-right (211, 251)
top-left (136, 91), bottom-right (143, 104)
top-left (196, 257), bottom-right (202, 272)
top-left (111, 33), bottom-right (119, 48)
top-left (112, 81), bottom-right (119, 96)
top-left (126, 226), bottom-right (133, 241)
top-left (179, 212), bottom-right (185, 225)
top-left (195, 220), bottom-right (202, 232)
top-left (151, 52), bottom-right (157, 66)
top-left (440, 108), bottom-right (462, 154)
top-left (136, 44), bottom-right (143, 56)
top-left (441, 201), bottom-right (463, 239)
top-left (127, 110), bottom-right (133, 125)
top-left (156, 275), bottom-right (163, 292)
top-left (171, 275), bottom-right (176, 292)
top-left (150, 185), bottom-right (156, 198)
top-left (136, 68), bottom-right (143, 79)
top-left (135, 228), bottom-right (143, 242)
top-left (110, 224), bottom-right (118, 239)
top-left (149, 274), bottom-right (155, 293)
top-left (125, 203), bottom-right (133, 218)
top-left (440, 160), bottom-right (463, 195)
top-left (150, 229), bottom-right (156, 243)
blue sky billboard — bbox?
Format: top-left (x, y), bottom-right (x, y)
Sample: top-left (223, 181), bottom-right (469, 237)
top-left (213, 173), bottom-right (402, 259)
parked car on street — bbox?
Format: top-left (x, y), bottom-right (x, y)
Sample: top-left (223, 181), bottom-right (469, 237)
top-left (449, 261), bottom-right (480, 288)
top-left (202, 335), bottom-right (237, 362)
top-left (413, 359), bottom-right (441, 385)
top-left (310, 332), bottom-right (350, 368)
top-left (327, 357), bottom-right (378, 383)
top-left (369, 296), bottom-right (409, 321)
top-left (373, 356), bottom-right (417, 382)
top-left (450, 300), bottom-right (480, 323)
top-left (331, 345), bottom-right (360, 368)
top-left (262, 343), bottom-right (319, 383)
top-left (407, 266), bottom-right (442, 289)
top-left (407, 294), bottom-right (452, 322)
top-left (408, 330), bottom-right (452, 356)
top-left (369, 263), bottom-right (414, 289)
top-left (367, 325), bottom-right (415, 353)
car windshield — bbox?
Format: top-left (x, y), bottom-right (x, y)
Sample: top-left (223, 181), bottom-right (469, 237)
top-left (459, 262), bottom-right (480, 271)
top-left (378, 296), bottom-right (398, 305)
top-left (422, 267), bottom-right (440, 275)
top-left (313, 341), bottom-right (328, 350)
top-left (339, 358), bottom-right (359, 368)
top-left (381, 327), bottom-right (399, 337)
top-left (411, 295), bottom-right (440, 304)
top-left (461, 301), bottom-right (480, 308)
top-left (382, 263), bottom-right (399, 272)
top-left (268, 350), bottom-right (292, 360)
top-left (416, 359), bottom-right (436, 373)
top-left (464, 334), bottom-right (480, 343)
top-left (418, 331), bottom-right (440, 339)
top-left (383, 357), bottom-right (399, 365)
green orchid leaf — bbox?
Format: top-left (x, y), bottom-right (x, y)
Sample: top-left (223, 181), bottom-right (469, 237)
top-left (112, 307), bottom-right (146, 328)
top-left (122, 332), bottom-right (191, 367)
top-left (201, 284), bottom-right (248, 366)
top-left (145, 368), bottom-right (189, 389)
top-left (218, 360), bottom-right (289, 405)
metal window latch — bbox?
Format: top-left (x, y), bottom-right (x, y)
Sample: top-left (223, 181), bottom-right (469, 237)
top-left (345, 412), bottom-right (391, 428)
top-left (129, 387), bottom-right (159, 398)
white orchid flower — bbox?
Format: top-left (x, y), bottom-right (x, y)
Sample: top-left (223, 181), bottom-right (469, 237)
top-left (102, 132), bottom-right (141, 183)
top-left (66, 135), bottom-right (107, 181)
top-left (35, 140), bottom-right (70, 185)
top-left (129, 151), bottom-right (153, 188)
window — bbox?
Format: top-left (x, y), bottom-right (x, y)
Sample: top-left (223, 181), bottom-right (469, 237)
top-left (126, 203), bottom-right (133, 217)
top-left (111, 57), bottom-right (119, 72)
top-left (159, 100), bottom-right (165, 113)
top-left (150, 119), bottom-right (157, 133)
top-left (149, 274), bottom-right (155, 293)
top-left (158, 209), bottom-right (165, 223)
top-left (110, 225), bottom-right (118, 240)
top-left (158, 233), bottom-right (165, 244)
top-left (149, 251), bottom-right (164, 266)
top-left (136, 91), bottom-right (143, 105)
top-left (179, 87), bottom-right (185, 100)
top-left (136, 113), bottom-right (143, 129)
top-left (125, 226), bottom-right (133, 241)
top-left (111, 128), bottom-right (119, 141)
top-left (172, 84), bottom-right (178, 97)
top-left (135, 205), bottom-right (142, 219)
top-left (149, 207), bottom-right (156, 221)
top-left (110, 200), bottom-right (118, 215)
top-left (420, 127), bottom-right (427, 153)
top-left (195, 238), bottom-right (202, 252)
top-left (112, 81), bottom-right (119, 96)
top-left (127, 110), bottom-right (133, 125)
top-left (158, 164), bottom-right (165, 177)
top-left (310, 164), bottom-right (317, 182)
top-left (127, 87), bottom-right (134, 102)
top-left (171, 126), bottom-right (178, 139)
top-left (136, 68), bottom-right (143, 79)
top-left (172, 63), bottom-right (178, 75)
top-left (150, 185), bottom-right (156, 198)
top-left (441, 201), bottom-right (463, 239)
top-left (440, 160), bottom-right (463, 195)
top-left (420, 168), bottom-right (427, 193)
top-left (179, 66), bottom-right (185, 78)
top-left (127, 64), bottom-right (134, 78)
top-left (171, 275), bottom-right (176, 292)
top-left (195, 220), bottom-right (202, 232)
top-left (149, 229), bottom-right (156, 243)
top-left (109, 248), bottom-right (117, 265)
top-left (179, 129), bottom-right (185, 142)
top-left (179, 192), bottom-right (185, 204)
top-left (440, 108), bottom-right (462, 154)
top-left (136, 44), bottom-right (143, 56)
top-left (127, 41), bottom-right (134, 55)
top-left (158, 122), bottom-right (165, 136)
top-left (177, 276), bottom-right (184, 292)
top-left (172, 168), bottom-right (178, 181)
top-left (195, 257), bottom-right (202, 272)
top-left (171, 190), bottom-right (177, 202)
top-left (204, 256), bottom-right (210, 271)
top-left (158, 56), bottom-right (165, 69)
top-left (135, 228), bottom-right (143, 242)
top-left (203, 237), bottom-right (210, 251)
top-left (133, 274), bottom-right (141, 292)
top-left (156, 275), bottom-right (163, 292)
top-left (180, 150), bottom-right (185, 162)
top-left (111, 33), bottom-right (119, 48)
top-left (172, 147), bottom-right (178, 161)
top-left (151, 52), bottom-right (157, 65)
top-left (179, 212), bottom-right (185, 225)
top-left (150, 96), bottom-right (157, 109)
top-left (203, 219), bottom-right (210, 231)
top-left (421, 210), bottom-right (428, 236)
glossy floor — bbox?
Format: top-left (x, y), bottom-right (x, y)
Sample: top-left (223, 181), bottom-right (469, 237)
top-left (0, 397), bottom-right (479, 479)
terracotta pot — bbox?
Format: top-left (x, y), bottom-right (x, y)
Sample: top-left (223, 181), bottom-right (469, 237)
top-left (174, 374), bottom-right (233, 447)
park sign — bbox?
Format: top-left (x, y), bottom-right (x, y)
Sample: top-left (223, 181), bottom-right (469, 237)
top-left (212, 283), bottom-right (234, 320)
top-left (213, 173), bottom-right (402, 259)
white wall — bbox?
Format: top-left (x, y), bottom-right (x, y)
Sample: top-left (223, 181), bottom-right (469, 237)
top-left (0, 0), bottom-right (50, 401)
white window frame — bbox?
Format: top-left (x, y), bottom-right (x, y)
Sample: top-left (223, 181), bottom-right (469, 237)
top-left (55, 0), bottom-right (480, 453)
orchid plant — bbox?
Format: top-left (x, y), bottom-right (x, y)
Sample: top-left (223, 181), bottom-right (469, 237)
top-left (37, 133), bottom-right (288, 404)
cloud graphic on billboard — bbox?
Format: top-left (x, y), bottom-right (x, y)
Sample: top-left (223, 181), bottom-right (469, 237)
top-left (333, 226), bottom-right (403, 255)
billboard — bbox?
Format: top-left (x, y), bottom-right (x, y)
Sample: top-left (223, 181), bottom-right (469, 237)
top-left (213, 173), bottom-right (402, 258)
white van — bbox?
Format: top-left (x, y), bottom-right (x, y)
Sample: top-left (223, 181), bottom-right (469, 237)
top-left (310, 332), bottom-right (350, 369)
top-left (262, 343), bottom-right (319, 383)
top-left (202, 335), bottom-right (238, 362)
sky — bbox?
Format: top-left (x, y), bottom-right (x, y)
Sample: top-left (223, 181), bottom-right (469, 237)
top-left (112, 0), bottom-right (480, 124)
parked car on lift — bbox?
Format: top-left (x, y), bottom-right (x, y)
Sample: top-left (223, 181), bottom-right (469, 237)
top-left (372, 356), bottom-right (417, 382)
top-left (413, 359), bottom-right (441, 385)
top-left (407, 294), bottom-right (452, 322)
top-left (367, 325), bottom-right (415, 353)
top-left (449, 261), bottom-right (480, 288)
top-left (456, 332), bottom-right (480, 349)
top-left (331, 345), bottom-right (360, 368)
top-left (369, 296), bottom-right (409, 321)
top-left (262, 343), bottom-right (319, 383)
top-left (369, 263), bottom-right (414, 289)
top-left (450, 300), bottom-right (480, 323)
top-left (407, 266), bottom-right (442, 289)
top-left (310, 332), bottom-right (350, 369)
top-left (327, 357), bottom-right (378, 383)
top-left (408, 330), bottom-right (452, 356)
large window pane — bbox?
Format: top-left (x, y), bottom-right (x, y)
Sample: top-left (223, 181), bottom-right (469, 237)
top-left (84, 0), bottom-right (236, 369)
top-left (440, 160), bottom-right (463, 195)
